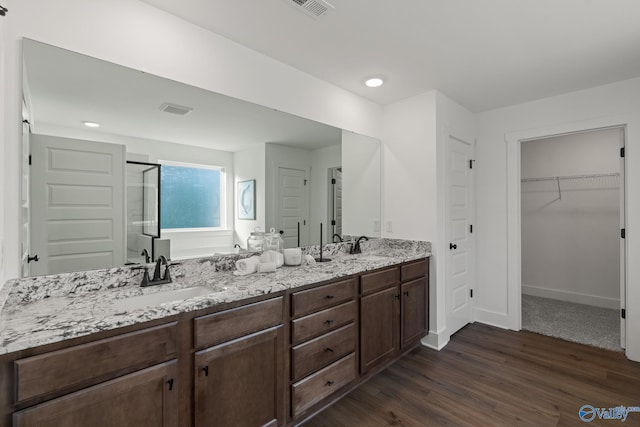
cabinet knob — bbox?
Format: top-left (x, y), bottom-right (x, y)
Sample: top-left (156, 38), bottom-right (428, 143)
top-left (325, 295), bottom-right (335, 299)
top-left (394, 294), bottom-right (400, 300)
top-left (203, 366), bottom-right (209, 377)
top-left (325, 319), bottom-right (334, 326)
top-left (404, 291), bottom-right (409, 297)
top-left (326, 380), bottom-right (335, 386)
top-left (167, 378), bottom-right (174, 391)
top-left (449, 243), bottom-right (457, 250)
top-left (325, 347), bottom-right (334, 353)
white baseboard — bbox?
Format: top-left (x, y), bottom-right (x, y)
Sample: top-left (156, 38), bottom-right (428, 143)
top-left (522, 284), bottom-right (620, 310)
top-left (475, 308), bottom-right (511, 330)
top-left (420, 329), bottom-right (450, 351)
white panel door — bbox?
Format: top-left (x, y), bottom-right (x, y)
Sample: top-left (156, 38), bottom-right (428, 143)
top-left (331, 168), bottom-right (343, 239)
top-left (620, 131), bottom-right (626, 349)
top-left (446, 132), bottom-right (475, 335)
top-left (276, 167), bottom-right (307, 249)
top-left (30, 134), bottom-right (125, 275)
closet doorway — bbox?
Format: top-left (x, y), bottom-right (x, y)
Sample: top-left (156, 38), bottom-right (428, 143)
top-left (520, 127), bottom-right (625, 351)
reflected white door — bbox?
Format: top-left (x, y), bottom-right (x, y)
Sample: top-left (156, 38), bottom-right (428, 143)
top-left (30, 134), bottom-right (125, 275)
top-left (330, 168), bottom-right (343, 239)
top-left (276, 167), bottom-right (307, 249)
top-left (21, 112), bottom-right (31, 277)
top-left (446, 131), bottom-right (475, 335)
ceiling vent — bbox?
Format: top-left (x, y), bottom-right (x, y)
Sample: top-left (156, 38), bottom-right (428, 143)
top-left (159, 102), bottom-right (193, 116)
top-left (284, 0), bottom-right (334, 18)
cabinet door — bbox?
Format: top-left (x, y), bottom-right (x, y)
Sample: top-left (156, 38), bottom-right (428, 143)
top-left (13, 361), bottom-right (178, 427)
top-left (360, 286), bottom-right (399, 375)
top-left (401, 277), bottom-right (428, 348)
top-left (195, 326), bottom-right (284, 427)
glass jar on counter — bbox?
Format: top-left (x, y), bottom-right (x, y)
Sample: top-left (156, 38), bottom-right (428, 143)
top-left (263, 227), bottom-right (285, 257)
top-left (247, 227), bottom-right (265, 253)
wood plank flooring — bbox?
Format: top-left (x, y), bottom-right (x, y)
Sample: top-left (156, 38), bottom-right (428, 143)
top-left (302, 323), bottom-right (640, 427)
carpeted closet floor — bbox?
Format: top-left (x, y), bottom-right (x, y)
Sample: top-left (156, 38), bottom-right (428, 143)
top-left (521, 294), bottom-right (622, 352)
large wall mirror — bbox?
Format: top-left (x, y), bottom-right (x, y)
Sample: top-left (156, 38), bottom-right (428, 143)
top-left (21, 39), bottom-right (381, 277)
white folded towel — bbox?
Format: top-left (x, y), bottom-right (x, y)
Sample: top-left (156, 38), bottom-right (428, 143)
top-left (260, 250), bottom-right (284, 268)
top-left (304, 254), bottom-right (316, 266)
top-left (233, 256), bottom-right (260, 275)
top-left (258, 262), bottom-right (277, 273)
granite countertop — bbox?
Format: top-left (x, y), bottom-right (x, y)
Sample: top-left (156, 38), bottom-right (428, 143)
top-left (0, 239), bottom-right (430, 355)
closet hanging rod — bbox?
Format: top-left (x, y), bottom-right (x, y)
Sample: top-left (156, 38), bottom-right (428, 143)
top-left (521, 172), bottom-right (619, 183)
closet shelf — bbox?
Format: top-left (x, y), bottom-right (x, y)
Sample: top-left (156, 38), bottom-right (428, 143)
top-left (521, 172), bottom-right (619, 183)
top-left (521, 172), bottom-right (619, 200)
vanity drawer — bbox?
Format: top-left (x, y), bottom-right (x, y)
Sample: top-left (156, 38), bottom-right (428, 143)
top-left (291, 353), bottom-right (356, 418)
top-left (291, 278), bottom-right (356, 318)
top-left (291, 301), bottom-right (356, 345)
top-left (401, 259), bottom-right (429, 282)
top-left (360, 266), bottom-right (400, 295)
top-left (15, 322), bottom-right (177, 403)
top-left (292, 323), bottom-right (356, 381)
top-left (194, 297), bottom-right (283, 349)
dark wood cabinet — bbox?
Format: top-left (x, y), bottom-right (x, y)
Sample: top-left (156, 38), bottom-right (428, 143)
top-left (360, 286), bottom-right (399, 374)
top-left (195, 326), bottom-right (284, 427)
top-left (360, 260), bottom-right (429, 375)
top-left (13, 361), bottom-right (178, 427)
top-left (2, 257), bottom-right (429, 427)
top-left (401, 277), bottom-right (428, 348)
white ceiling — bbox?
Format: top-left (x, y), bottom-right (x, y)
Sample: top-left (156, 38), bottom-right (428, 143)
top-left (23, 39), bottom-right (342, 152)
top-left (142, 0), bottom-right (640, 112)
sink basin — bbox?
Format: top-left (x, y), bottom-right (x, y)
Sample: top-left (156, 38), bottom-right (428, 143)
top-left (346, 254), bottom-right (389, 262)
top-left (112, 286), bottom-right (213, 311)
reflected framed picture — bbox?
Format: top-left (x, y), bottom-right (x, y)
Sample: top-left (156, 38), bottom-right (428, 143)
top-left (237, 179), bottom-right (256, 220)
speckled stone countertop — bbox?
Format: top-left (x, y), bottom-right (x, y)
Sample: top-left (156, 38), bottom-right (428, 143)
top-left (0, 238), bottom-right (430, 355)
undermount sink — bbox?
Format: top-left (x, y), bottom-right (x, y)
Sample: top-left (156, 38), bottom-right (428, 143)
top-left (347, 254), bottom-right (389, 262)
top-left (112, 286), bottom-right (213, 312)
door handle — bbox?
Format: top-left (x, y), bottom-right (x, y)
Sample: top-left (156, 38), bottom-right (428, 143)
top-left (28, 255), bottom-right (40, 263)
top-left (449, 243), bottom-right (457, 250)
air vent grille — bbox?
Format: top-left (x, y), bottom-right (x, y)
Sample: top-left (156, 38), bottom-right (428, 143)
top-left (284, 0), bottom-right (334, 18)
top-left (159, 103), bottom-right (193, 116)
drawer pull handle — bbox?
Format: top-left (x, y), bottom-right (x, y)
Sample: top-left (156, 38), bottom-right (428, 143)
top-left (404, 291), bottom-right (409, 297)
top-left (394, 294), bottom-right (400, 300)
top-left (203, 366), bottom-right (209, 377)
top-left (325, 347), bottom-right (334, 353)
top-left (325, 295), bottom-right (335, 299)
top-left (326, 380), bottom-right (335, 386)
top-left (325, 319), bottom-right (334, 326)
top-left (167, 378), bottom-right (174, 391)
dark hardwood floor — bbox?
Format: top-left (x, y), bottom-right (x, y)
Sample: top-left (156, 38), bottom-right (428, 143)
top-left (302, 323), bottom-right (640, 427)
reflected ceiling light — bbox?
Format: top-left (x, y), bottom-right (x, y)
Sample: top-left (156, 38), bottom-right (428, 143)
top-left (365, 77), bottom-right (384, 88)
top-left (83, 121), bottom-right (100, 128)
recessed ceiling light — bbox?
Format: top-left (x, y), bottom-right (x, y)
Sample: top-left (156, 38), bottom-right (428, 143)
top-left (365, 77), bottom-right (384, 88)
top-left (83, 121), bottom-right (100, 128)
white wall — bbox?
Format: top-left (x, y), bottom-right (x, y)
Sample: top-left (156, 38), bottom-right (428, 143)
top-left (521, 129), bottom-right (621, 308)
top-left (381, 90), bottom-right (475, 350)
top-left (1, 0), bottom-right (382, 282)
top-left (342, 132), bottom-right (381, 239)
top-left (233, 145), bottom-right (266, 249)
top-left (476, 76), bottom-right (640, 361)
top-left (310, 144), bottom-right (341, 243)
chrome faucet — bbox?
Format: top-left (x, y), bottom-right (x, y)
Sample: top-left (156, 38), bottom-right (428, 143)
top-left (350, 236), bottom-right (369, 254)
top-left (332, 234), bottom-right (343, 243)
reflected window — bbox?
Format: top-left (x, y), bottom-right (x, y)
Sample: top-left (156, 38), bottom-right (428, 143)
top-left (160, 162), bottom-right (225, 230)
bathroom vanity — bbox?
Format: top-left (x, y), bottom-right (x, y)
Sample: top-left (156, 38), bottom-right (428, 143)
top-left (0, 239), bottom-right (430, 426)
